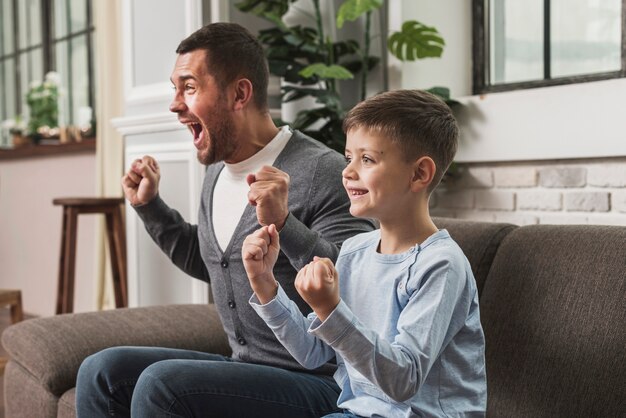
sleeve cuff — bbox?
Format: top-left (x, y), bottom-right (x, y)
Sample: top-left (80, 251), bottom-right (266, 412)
top-left (309, 299), bottom-right (356, 346)
top-left (249, 285), bottom-right (293, 324)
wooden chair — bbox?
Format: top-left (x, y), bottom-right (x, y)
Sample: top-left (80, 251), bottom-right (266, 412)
top-left (0, 289), bottom-right (23, 374)
top-left (53, 197), bottom-right (127, 314)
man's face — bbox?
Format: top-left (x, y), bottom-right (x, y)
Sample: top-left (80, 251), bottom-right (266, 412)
top-left (169, 49), bottom-right (237, 165)
top-left (342, 128), bottom-right (416, 222)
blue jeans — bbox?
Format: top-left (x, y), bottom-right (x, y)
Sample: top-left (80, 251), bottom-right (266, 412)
top-left (75, 346), bottom-right (341, 417)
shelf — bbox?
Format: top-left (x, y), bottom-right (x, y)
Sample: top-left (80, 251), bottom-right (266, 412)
top-left (0, 139), bottom-right (96, 161)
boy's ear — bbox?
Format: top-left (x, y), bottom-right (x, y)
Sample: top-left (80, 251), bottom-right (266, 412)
top-left (411, 156), bottom-right (436, 192)
top-left (232, 78), bottom-right (253, 110)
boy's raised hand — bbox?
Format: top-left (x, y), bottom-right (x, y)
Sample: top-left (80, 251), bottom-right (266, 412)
top-left (242, 224), bottom-right (280, 304)
top-left (295, 257), bottom-right (340, 321)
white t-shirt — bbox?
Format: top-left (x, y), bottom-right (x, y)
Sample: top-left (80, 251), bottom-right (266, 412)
top-left (212, 126), bottom-right (292, 251)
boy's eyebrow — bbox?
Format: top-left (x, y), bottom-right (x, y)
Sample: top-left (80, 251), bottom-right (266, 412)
top-left (346, 147), bottom-right (384, 155)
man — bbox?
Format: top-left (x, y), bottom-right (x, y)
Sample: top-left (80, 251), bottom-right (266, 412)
top-left (75, 22), bottom-right (374, 417)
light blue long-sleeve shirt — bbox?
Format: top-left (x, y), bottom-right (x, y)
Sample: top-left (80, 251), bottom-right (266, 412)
top-left (250, 229), bottom-right (486, 417)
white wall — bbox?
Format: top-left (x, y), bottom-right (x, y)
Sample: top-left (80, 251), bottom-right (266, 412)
top-left (0, 154), bottom-right (97, 317)
top-left (399, 1), bottom-right (626, 163)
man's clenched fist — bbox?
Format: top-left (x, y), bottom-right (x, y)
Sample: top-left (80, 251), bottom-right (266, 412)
top-left (121, 155), bottom-right (160, 206)
top-left (247, 166), bottom-right (289, 230)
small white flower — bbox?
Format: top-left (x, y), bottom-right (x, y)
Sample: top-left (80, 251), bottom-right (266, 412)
top-left (45, 71), bottom-right (61, 85)
top-left (1, 119), bottom-right (16, 129)
top-left (30, 80), bottom-right (42, 89)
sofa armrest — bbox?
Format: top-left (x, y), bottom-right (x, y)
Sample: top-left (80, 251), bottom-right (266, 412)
top-left (1, 304), bottom-right (230, 397)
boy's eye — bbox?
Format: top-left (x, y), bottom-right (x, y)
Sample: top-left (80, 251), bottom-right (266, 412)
top-left (344, 155), bottom-right (352, 164)
top-left (362, 155), bottom-right (373, 164)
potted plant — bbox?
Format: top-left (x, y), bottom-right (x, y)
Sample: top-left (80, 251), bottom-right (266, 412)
top-left (25, 71), bottom-right (60, 143)
top-left (235, 0), bottom-right (455, 152)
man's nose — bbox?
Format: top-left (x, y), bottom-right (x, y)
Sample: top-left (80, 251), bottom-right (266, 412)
top-left (169, 94), bottom-right (186, 113)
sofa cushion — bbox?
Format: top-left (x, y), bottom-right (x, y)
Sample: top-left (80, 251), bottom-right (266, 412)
top-left (1, 304), bottom-right (231, 398)
top-left (480, 225), bottom-right (626, 417)
top-left (433, 217), bottom-right (517, 295)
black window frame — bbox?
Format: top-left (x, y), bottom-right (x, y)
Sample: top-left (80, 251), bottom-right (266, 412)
top-left (0, 0), bottom-right (95, 126)
top-left (472, 0), bottom-right (626, 94)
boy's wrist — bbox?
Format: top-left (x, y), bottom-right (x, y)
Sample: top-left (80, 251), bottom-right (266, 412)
top-left (313, 300), bottom-right (340, 322)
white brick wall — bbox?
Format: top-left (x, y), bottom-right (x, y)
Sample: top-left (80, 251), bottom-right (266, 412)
top-left (432, 158), bottom-right (626, 226)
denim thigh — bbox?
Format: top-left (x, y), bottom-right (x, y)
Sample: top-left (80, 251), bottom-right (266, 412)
top-left (131, 359), bottom-right (341, 418)
top-left (76, 346), bottom-right (229, 418)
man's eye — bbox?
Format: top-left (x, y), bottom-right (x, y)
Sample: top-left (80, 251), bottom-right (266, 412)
top-left (185, 84), bottom-right (195, 91)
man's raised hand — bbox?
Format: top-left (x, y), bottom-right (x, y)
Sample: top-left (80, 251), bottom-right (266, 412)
top-left (242, 224), bottom-right (281, 304)
top-left (295, 257), bottom-right (340, 321)
top-left (121, 155), bottom-right (160, 206)
top-left (247, 166), bottom-right (290, 230)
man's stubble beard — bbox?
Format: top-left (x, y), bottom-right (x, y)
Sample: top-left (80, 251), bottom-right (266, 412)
top-left (196, 109), bottom-right (237, 166)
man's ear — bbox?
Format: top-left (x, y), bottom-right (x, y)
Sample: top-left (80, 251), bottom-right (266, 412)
top-left (233, 78), bottom-right (253, 110)
top-left (411, 156), bottom-right (436, 192)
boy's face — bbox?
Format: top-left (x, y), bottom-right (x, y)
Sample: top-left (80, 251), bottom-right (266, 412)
top-left (343, 128), bottom-right (416, 222)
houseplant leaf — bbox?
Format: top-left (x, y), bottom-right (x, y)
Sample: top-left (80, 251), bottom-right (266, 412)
top-left (387, 20), bottom-right (445, 61)
top-left (235, 0), bottom-right (294, 26)
top-left (337, 0), bottom-right (383, 28)
top-left (299, 63), bottom-right (354, 80)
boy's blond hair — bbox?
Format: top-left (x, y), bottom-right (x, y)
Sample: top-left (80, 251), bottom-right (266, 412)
top-left (343, 89), bottom-right (458, 192)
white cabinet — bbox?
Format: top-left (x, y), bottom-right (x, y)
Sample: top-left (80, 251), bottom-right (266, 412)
top-left (115, 115), bottom-right (209, 307)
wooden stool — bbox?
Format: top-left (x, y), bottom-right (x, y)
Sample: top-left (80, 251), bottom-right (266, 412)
top-left (0, 289), bottom-right (23, 374)
top-left (53, 197), bottom-right (128, 314)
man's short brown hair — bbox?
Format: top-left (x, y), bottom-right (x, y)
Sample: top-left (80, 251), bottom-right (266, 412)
top-left (343, 89), bottom-right (459, 192)
top-left (176, 22), bottom-right (269, 111)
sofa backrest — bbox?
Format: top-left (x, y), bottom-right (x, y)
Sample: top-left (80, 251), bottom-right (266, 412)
top-left (433, 217), bottom-right (517, 295)
top-left (480, 224), bottom-right (626, 417)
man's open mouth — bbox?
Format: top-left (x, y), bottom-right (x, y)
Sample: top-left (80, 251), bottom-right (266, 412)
top-left (187, 123), bottom-right (202, 140)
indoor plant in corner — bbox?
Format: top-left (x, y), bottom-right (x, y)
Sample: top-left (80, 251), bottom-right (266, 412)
top-left (235, 0), bottom-right (455, 153)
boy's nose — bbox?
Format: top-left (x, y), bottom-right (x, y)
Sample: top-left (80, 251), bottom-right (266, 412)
top-left (342, 164), bottom-right (356, 180)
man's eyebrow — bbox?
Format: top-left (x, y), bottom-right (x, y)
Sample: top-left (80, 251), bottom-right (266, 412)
top-left (170, 74), bottom-right (196, 84)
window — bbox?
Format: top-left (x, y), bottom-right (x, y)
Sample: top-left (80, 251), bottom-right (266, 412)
top-left (0, 0), bottom-right (95, 133)
top-left (473, 0), bottom-right (625, 93)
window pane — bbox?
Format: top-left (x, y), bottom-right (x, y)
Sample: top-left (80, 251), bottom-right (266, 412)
top-left (70, 35), bottom-right (88, 125)
top-left (55, 0), bottom-right (68, 39)
top-left (3, 58), bottom-right (16, 118)
top-left (27, 0), bottom-right (42, 47)
top-left (17, 0), bottom-right (41, 48)
top-left (55, 40), bottom-right (70, 126)
top-left (551, 0), bottom-right (622, 77)
top-left (69, 0), bottom-right (87, 33)
top-left (1, 0), bottom-right (14, 54)
top-left (489, 0), bottom-right (544, 84)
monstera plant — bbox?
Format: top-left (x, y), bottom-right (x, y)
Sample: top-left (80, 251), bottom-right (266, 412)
top-left (236, 0), bottom-right (454, 152)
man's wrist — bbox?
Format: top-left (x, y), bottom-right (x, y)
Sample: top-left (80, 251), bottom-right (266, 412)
top-left (255, 277), bottom-right (279, 305)
top-left (274, 212), bottom-right (290, 232)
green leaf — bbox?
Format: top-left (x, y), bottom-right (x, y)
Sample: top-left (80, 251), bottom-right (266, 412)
top-left (425, 86), bottom-right (461, 107)
top-left (336, 0), bottom-right (383, 28)
top-left (299, 63), bottom-right (354, 80)
top-left (387, 20), bottom-right (445, 61)
top-left (235, 0), bottom-right (293, 25)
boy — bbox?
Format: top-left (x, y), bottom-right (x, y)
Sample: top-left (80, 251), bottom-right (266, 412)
top-left (242, 90), bottom-right (487, 417)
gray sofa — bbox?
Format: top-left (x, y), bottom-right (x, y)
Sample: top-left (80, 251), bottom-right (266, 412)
top-left (2, 218), bottom-right (625, 417)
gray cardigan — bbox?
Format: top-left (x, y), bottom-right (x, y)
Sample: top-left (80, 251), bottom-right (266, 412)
top-left (135, 130), bottom-right (375, 374)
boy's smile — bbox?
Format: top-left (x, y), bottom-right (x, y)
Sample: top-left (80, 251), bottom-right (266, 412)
top-left (343, 128), bottom-right (416, 223)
